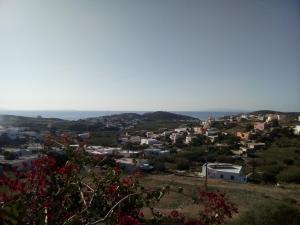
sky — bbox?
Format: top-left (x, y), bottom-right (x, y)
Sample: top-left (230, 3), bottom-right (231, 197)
top-left (0, 0), bottom-right (299, 112)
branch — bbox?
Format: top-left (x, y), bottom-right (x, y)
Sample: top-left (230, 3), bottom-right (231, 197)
top-left (88, 192), bottom-right (140, 225)
top-left (82, 182), bottom-right (95, 192)
top-left (78, 183), bottom-right (87, 207)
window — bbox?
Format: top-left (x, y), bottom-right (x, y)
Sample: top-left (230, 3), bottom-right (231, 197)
top-left (220, 174), bottom-right (224, 179)
top-left (231, 176), bottom-right (235, 180)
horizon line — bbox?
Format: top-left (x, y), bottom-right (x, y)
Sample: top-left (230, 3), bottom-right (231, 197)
top-left (0, 109), bottom-right (299, 113)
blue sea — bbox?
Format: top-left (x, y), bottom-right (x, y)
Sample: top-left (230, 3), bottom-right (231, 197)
top-left (0, 110), bottom-right (244, 121)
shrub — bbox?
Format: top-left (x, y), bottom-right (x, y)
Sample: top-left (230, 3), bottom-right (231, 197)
top-left (283, 158), bottom-right (294, 165)
top-left (277, 166), bottom-right (300, 183)
top-left (232, 200), bottom-right (300, 225)
top-left (176, 159), bottom-right (190, 171)
top-left (246, 172), bottom-right (262, 184)
top-left (261, 171), bottom-right (277, 184)
top-left (154, 161), bottom-right (166, 172)
top-left (3, 151), bottom-right (16, 160)
top-left (216, 155), bottom-right (236, 164)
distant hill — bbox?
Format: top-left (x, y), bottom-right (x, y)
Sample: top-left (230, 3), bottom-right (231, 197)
top-left (0, 114), bottom-right (69, 130)
top-left (86, 111), bottom-right (196, 121)
top-left (85, 113), bottom-right (143, 121)
top-left (142, 111), bottom-right (196, 121)
top-left (104, 113), bottom-right (143, 120)
top-left (248, 110), bottom-right (300, 116)
top-left (0, 111), bottom-right (196, 131)
top-left (0, 114), bottom-right (64, 124)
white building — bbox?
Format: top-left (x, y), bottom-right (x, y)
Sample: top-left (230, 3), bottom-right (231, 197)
top-left (116, 158), bottom-right (153, 172)
top-left (276, 114), bottom-right (286, 121)
top-left (247, 142), bottom-right (266, 149)
top-left (140, 138), bottom-right (159, 146)
top-left (161, 131), bottom-right (172, 137)
top-left (294, 125), bottom-right (300, 135)
top-left (205, 128), bottom-right (219, 142)
top-left (174, 127), bottom-right (188, 133)
top-left (143, 148), bottom-right (170, 157)
top-left (266, 114), bottom-right (277, 123)
top-left (146, 132), bottom-right (159, 139)
top-left (241, 114), bottom-right (248, 119)
top-left (193, 127), bottom-right (204, 134)
top-left (86, 146), bottom-right (121, 156)
top-left (3, 148), bottom-right (33, 159)
top-left (129, 136), bottom-right (141, 143)
top-left (169, 133), bottom-right (184, 143)
top-left (201, 163), bottom-right (246, 183)
top-left (119, 150), bottom-right (140, 158)
top-left (78, 133), bottom-right (90, 139)
top-left (27, 143), bottom-right (43, 152)
top-left (257, 115), bottom-right (265, 121)
top-left (0, 155), bottom-right (39, 172)
top-left (185, 135), bottom-right (196, 144)
top-left (254, 122), bottom-right (267, 131)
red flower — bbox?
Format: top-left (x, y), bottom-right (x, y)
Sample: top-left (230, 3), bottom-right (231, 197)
top-left (107, 184), bottom-right (119, 195)
top-left (58, 163), bottom-right (79, 175)
top-left (170, 210), bottom-right (179, 218)
top-left (122, 177), bottom-right (133, 187)
top-left (22, 161), bottom-right (29, 168)
top-left (118, 214), bottom-right (141, 225)
top-left (113, 167), bottom-right (121, 175)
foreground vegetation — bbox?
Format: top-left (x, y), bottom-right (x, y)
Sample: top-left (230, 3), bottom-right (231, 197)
top-left (0, 141), bottom-right (237, 225)
top-left (141, 174), bottom-right (300, 225)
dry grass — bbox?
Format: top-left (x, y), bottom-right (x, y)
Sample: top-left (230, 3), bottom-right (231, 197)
top-left (140, 174), bottom-right (300, 219)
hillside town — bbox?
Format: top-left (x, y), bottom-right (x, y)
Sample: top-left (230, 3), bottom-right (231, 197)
top-left (1, 111), bottom-right (300, 185)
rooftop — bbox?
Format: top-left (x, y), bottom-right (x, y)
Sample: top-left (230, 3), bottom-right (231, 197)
top-left (206, 163), bottom-right (243, 174)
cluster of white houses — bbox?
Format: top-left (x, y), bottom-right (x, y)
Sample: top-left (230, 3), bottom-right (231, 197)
top-left (0, 126), bottom-right (41, 140)
top-left (0, 144), bottom-right (44, 174)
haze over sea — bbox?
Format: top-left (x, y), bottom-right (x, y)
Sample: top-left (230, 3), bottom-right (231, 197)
top-left (0, 110), bottom-right (245, 121)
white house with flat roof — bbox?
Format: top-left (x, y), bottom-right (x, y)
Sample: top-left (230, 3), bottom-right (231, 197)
top-left (140, 138), bottom-right (159, 146)
top-left (116, 158), bottom-right (153, 172)
top-left (86, 146), bottom-right (121, 156)
top-left (201, 163), bottom-right (247, 183)
top-left (143, 148), bottom-right (170, 157)
top-left (174, 127), bottom-right (188, 133)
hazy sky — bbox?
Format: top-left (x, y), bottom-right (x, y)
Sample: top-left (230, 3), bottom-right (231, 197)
top-left (0, 0), bottom-right (299, 111)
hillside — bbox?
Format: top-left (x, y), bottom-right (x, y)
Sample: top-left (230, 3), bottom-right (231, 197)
top-left (0, 114), bottom-right (67, 129)
top-left (87, 111), bottom-right (196, 121)
top-left (0, 111), bottom-right (196, 132)
top-left (142, 111), bottom-right (196, 121)
top-left (249, 110), bottom-right (300, 116)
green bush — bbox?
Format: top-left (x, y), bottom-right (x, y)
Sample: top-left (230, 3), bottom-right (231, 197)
top-left (261, 171), bottom-right (277, 184)
top-left (283, 158), bottom-right (294, 165)
top-left (176, 159), bottom-right (190, 170)
top-left (277, 166), bottom-right (300, 183)
top-left (246, 172), bottom-right (262, 184)
top-left (3, 151), bottom-right (16, 160)
top-left (154, 161), bottom-right (166, 172)
top-left (232, 200), bottom-right (300, 225)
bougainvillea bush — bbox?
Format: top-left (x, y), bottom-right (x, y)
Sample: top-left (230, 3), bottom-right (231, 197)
top-left (0, 140), bottom-right (237, 225)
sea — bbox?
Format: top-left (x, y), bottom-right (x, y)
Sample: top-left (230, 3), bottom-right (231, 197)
top-left (0, 110), bottom-right (244, 121)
